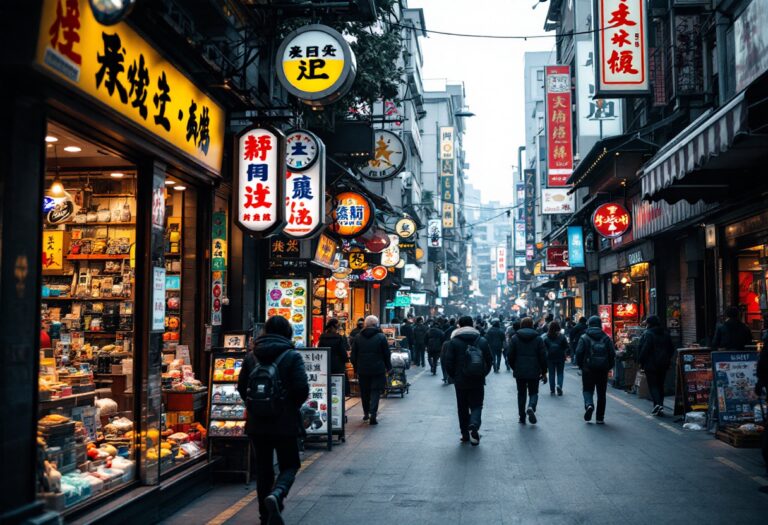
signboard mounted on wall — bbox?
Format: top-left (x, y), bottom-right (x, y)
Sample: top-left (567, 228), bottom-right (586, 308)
top-left (358, 130), bottom-right (406, 181)
top-left (283, 130), bottom-right (326, 239)
top-left (594, 0), bottom-right (650, 96)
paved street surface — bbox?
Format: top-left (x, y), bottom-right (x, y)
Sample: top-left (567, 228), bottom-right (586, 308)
top-left (164, 366), bottom-right (768, 525)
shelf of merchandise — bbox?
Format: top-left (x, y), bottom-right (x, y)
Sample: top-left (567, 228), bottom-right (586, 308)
top-left (65, 254), bottom-right (130, 260)
top-left (39, 392), bottom-right (96, 413)
top-left (42, 296), bottom-right (134, 301)
top-left (64, 222), bottom-right (136, 227)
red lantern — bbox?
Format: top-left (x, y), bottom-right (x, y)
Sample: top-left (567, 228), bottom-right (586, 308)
top-left (592, 202), bottom-right (630, 239)
top-left (363, 230), bottom-right (391, 253)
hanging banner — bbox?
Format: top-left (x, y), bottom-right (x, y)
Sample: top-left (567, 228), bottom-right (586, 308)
top-left (524, 169), bottom-right (536, 261)
top-left (439, 127), bottom-right (455, 159)
top-left (441, 173), bottom-right (455, 203)
top-left (211, 271), bottom-right (223, 326)
top-left (276, 24), bottom-right (357, 107)
top-left (592, 202), bottom-right (631, 239)
top-left (439, 271), bottom-right (449, 298)
top-left (359, 130), bottom-right (406, 181)
top-left (576, 40), bottom-right (623, 139)
top-left (42, 230), bottom-right (64, 271)
top-left (284, 131), bottom-right (325, 239)
top-left (514, 222), bottom-right (526, 252)
top-left (428, 219), bottom-right (442, 248)
top-left (595, 0), bottom-right (650, 96)
top-left (329, 192), bottom-right (374, 239)
top-left (442, 202), bottom-right (455, 228)
top-left (567, 226), bottom-right (585, 267)
top-left (541, 188), bottom-right (575, 214)
top-left (496, 245), bottom-right (507, 277)
top-left (545, 65), bottom-right (573, 186)
top-left (236, 125), bottom-right (286, 236)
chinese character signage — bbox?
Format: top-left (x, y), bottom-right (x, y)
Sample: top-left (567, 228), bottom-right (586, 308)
top-left (284, 132), bottom-right (326, 239)
top-left (428, 219), bottom-right (442, 248)
top-left (359, 130), bottom-right (406, 181)
top-left (496, 245), bottom-right (507, 277)
top-left (297, 348), bottom-right (331, 435)
top-left (266, 279), bottom-right (308, 347)
top-left (211, 211), bottom-right (227, 271)
top-left (592, 202), bottom-right (631, 239)
top-left (42, 230), bottom-right (64, 271)
top-left (541, 188), bottom-right (575, 215)
top-left (597, 304), bottom-right (613, 339)
top-left (236, 125), bottom-right (286, 236)
top-left (270, 236), bottom-right (302, 259)
top-left (612, 303), bottom-right (638, 320)
top-left (595, 0), bottom-right (650, 96)
top-left (524, 169), bottom-right (536, 261)
top-left (329, 192), bottom-right (374, 239)
top-left (439, 271), bottom-right (449, 298)
top-left (442, 202), bottom-right (455, 228)
top-left (441, 172), bottom-right (455, 203)
top-left (439, 127), bottom-right (455, 159)
top-left (312, 233), bottom-right (339, 270)
top-left (36, 0), bottom-right (224, 173)
top-left (576, 40), bottom-right (623, 138)
top-left (545, 247), bottom-right (571, 272)
top-left (545, 65), bottom-right (573, 186)
top-left (567, 226), bottom-right (585, 267)
top-left (276, 24), bottom-right (356, 107)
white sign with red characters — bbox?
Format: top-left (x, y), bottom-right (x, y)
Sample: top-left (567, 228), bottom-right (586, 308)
top-left (596, 0), bottom-right (649, 96)
top-left (496, 245), bottom-right (507, 277)
top-left (545, 65), bottom-right (573, 186)
top-left (236, 126), bottom-right (286, 236)
top-left (283, 131), bottom-right (326, 239)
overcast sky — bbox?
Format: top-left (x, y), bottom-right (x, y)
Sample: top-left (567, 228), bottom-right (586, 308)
top-left (410, 0), bottom-right (555, 204)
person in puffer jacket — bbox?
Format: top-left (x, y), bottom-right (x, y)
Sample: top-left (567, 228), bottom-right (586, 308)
top-left (508, 317), bottom-right (547, 425)
top-left (350, 316), bottom-right (392, 425)
top-left (575, 316), bottom-right (616, 424)
top-left (485, 320), bottom-right (506, 373)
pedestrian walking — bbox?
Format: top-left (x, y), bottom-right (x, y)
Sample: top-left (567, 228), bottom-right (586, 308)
top-left (575, 316), bottom-right (616, 424)
top-left (637, 315), bottom-right (674, 416)
top-left (537, 313), bottom-right (554, 334)
top-left (443, 317), bottom-right (457, 341)
top-left (568, 317), bottom-right (587, 364)
top-left (318, 318), bottom-right (351, 393)
top-left (350, 316), bottom-right (392, 425)
top-left (237, 316), bottom-right (309, 525)
top-left (712, 306), bottom-right (753, 350)
top-left (349, 317), bottom-right (365, 340)
top-left (485, 319), bottom-right (506, 373)
top-left (503, 319), bottom-right (520, 372)
top-left (426, 321), bottom-right (445, 375)
top-left (443, 316), bottom-right (493, 445)
top-left (400, 317), bottom-right (415, 353)
top-left (508, 317), bottom-right (547, 424)
top-left (543, 321), bottom-right (568, 396)
top-left (413, 316), bottom-right (428, 367)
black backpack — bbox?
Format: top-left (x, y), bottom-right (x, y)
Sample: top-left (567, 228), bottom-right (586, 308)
top-left (585, 335), bottom-right (611, 371)
top-left (463, 337), bottom-right (485, 377)
top-left (245, 351), bottom-right (290, 417)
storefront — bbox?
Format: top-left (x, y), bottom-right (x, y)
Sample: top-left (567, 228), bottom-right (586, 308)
top-left (1, 2), bottom-right (228, 523)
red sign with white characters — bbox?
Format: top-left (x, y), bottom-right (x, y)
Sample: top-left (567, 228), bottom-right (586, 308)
top-left (598, 304), bottom-right (613, 339)
top-left (545, 65), bottom-right (573, 186)
top-left (596, 0), bottom-right (649, 95)
top-left (592, 202), bottom-right (631, 239)
top-left (545, 246), bottom-right (571, 272)
top-left (613, 303), bottom-right (639, 320)
top-left (236, 126), bottom-right (286, 236)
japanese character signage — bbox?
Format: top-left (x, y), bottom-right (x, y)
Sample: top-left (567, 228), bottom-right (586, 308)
top-left (541, 188), bottom-right (575, 215)
top-left (266, 279), bottom-right (308, 347)
top-left (514, 222), bottom-right (526, 252)
top-left (592, 202), bottom-right (631, 239)
top-left (439, 127), bottom-right (455, 160)
top-left (276, 24), bottom-right (357, 107)
top-left (329, 192), bottom-right (374, 239)
top-left (567, 226), bottom-right (585, 267)
top-left (285, 129), bottom-right (321, 172)
top-left (395, 217), bottom-right (417, 239)
top-left (284, 131), bottom-right (325, 239)
top-left (428, 219), bottom-right (442, 248)
top-left (576, 41), bottom-right (622, 139)
top-left (359, 130), bottom-right (406, 181)
top-left (545, 247), bottom-right (571, 272)
top-left (42, 230), bottom-right (64, 271)
top-left (211, 211), bottom-right (227, 271)
top-left (595, 0), bottom-right (649, 96)
top-left (545, 65), bottom-right (573, 186)
top-left (36, 0), bottom-right (224, 173)
top-left (236, 125), bottom-right (286, 236)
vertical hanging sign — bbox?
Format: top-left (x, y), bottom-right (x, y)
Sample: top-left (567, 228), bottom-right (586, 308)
top-left (439, 127), bottom-right (456, 228)
top-left (211, 211), bottom-right (227, 327)
top-left (283, 130), bottom-right (326, 239)
top-left (545, 65), bottom-right (573, 187)
top-left (524, 169), bottom-right (536, 262)
top-left (235, 125), bottom-right (286, 236)
top-left (595, 0), bottom-right (649, 96)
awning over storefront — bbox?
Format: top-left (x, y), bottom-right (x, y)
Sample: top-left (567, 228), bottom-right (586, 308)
top-left (567, 133), bottom-right (657, 192)
top-left (640, 73), bottom-right (768, 203)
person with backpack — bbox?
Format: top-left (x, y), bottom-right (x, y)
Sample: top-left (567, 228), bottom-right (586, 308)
top-left (443, 315), bottom-right (493, 445)
top-left (637, 315), bottom-right (675, 416)
top-left (568, 317), bottom-right (588, 365)
top-left (318, 318), bottom-right (351, 393)
top-left (485, 319), bottom-right (506, 373)
top-left (575, 316), bottom-right (616, 424)
top-left (543, 320), bottom-right (568, 396)
top-left (508, 317), bottom-right (547, 424)
top-left (426, 321), bottom-right (446, 375)
top-left (412, 317), bottom-right (428, 367)
top-left (350, 316), bottom-right (392, 425)
top-left (711, 306), bottom-right (753, 350)
top-left (237, 316), bottom-right (310, 525)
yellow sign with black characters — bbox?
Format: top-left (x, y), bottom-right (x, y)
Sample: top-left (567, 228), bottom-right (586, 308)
top-left (36, 0), bottom-right (224, 174)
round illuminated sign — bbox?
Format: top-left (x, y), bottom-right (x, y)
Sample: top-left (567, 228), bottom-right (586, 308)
top-left (371, 266), bottom-right (388, 281)
top-left (329, 191), bottom-right (374, 239)
top-left (276, 24), bottom-right (357, 107)
top-left (359, 130), bottom-right (406, 181)
top-left (89, 0), bottom-right (136, 26)
top-left (395, 217), bottom-right (417, 239)
top-left (285, 129), bottom-right (320, 172)
top-left (592, 202), bottom-right (631, 239)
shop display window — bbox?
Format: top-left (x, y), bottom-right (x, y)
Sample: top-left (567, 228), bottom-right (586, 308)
top-left (736, 247), bottom-right (766, 335)
top-left (39, 123), bottom-right (138, 511)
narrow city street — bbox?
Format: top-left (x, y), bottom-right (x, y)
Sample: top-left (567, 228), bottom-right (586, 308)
top-left (164, 367), bottom-right (768, 525)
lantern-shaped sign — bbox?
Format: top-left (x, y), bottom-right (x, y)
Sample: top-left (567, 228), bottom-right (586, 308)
top-left (283, 130), bottom-right (326, 239)
top-left (329, 191), bottom-right (374, 239)
top-left (236, 126), bottom-right (286, 236)
top-left (592, 202), bottom-right (630, 239)
top-left (275, 24), bottom-right (357, 107)
top-left (364, 230), bottom-right (391, 254)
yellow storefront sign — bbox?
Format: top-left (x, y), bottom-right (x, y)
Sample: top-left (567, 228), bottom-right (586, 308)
top-left (36, 0), bottom-right (224, 174)
top-left (42, 230), bottom-right (64, 272)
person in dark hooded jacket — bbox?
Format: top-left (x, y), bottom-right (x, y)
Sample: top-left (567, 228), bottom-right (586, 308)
top-left (426, 321), bottom-right (446, 375)
top-left (237, 316), bottom-right (309, 525)
top-left (318, 318), bottom-right (350, 395)
top-left (485, 320), bottom-right (506, 373)
top-left (543, 321), bottom-right (568, 396)
top-left (508, 317), bottom-right (547, 424)
top-left (575, 316), bottom-right (616, 424)
top-left (711, 306), bottom-right (753, 350)
top-left (443, 316), bottom-right (493, 445)
top-left (568, 317), bottom-right (587, 364)
top-left (412, 317), bottom-right (428, 367)
top-left (637, 315), bottom-right (675, 416)
top-left (351, 316), bottom-right (392, 425)
top-left (349, 318), bottom-right (365, 340)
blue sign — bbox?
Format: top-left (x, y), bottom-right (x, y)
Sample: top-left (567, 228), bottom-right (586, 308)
top-left (567, 226), bottom-right (585, 267)
top-left (43, 196), bottom-right (55, 213)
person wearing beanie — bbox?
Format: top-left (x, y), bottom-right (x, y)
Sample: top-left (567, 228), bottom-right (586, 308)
top-left (637, 315), bottom-right (675, 416)
top-left (575, 316), bottom-right (616, 424)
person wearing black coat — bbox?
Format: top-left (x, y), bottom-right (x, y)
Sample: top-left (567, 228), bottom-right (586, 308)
top-left (400, 317), bottom-right (415, 353)
top-left (575, 316), bottom-right (617, 424)
top-left (412, 317), bottom-right (428, 367)
top-left (318, 318), bottom-right (350, 394)
top-left (508, 318), bottom-right (548, 424)
top-left (543, 321), bottom-right (568, 396)
top-left (637, 315), bottom-right (675, 416)
top-left (237, 316), bottom-right (310, 525)
top-left (350, 316), bottom-right (392, 425)
top-left (443, 316), bottom-right (493, 445)
top-left (349, 318), bottom-right (365, 340)
top-left (711, 306), bottom-right (753, 350)
top-left (426, 322), bottom-right (446, 375)
top-left (568, 317), bottom-right (587, 364)
top-left (485, 320), bottom-right (506, 373)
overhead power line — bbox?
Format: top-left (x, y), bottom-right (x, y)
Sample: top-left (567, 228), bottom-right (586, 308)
top-left (391, 22), bottom-right (617, 40)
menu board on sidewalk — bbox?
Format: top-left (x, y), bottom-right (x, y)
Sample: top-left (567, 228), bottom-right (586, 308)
top-left (675, 348), bottom-right (713, 415)
top-left (297, 348), bottom-right (332, 449)
top-left (711, 351), bottom-right (759, 425)
top-left (330, 374), bottom-right (345, 434)
top-left (265, 278), bottom-right (308, 347)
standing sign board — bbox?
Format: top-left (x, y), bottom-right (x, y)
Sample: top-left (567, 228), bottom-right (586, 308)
top-left (711, 351), bottom-right (759, 426)
top-left (298, 348), bottom-right (333, 450)
top-left (331, 374), bottom-right (346, 441)
top-left (674, 348), bottom-right (712, 416)
top-left (595, 0), bottom-right (650, 96)
top-left (545, 65), bottom-right (573, 186)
